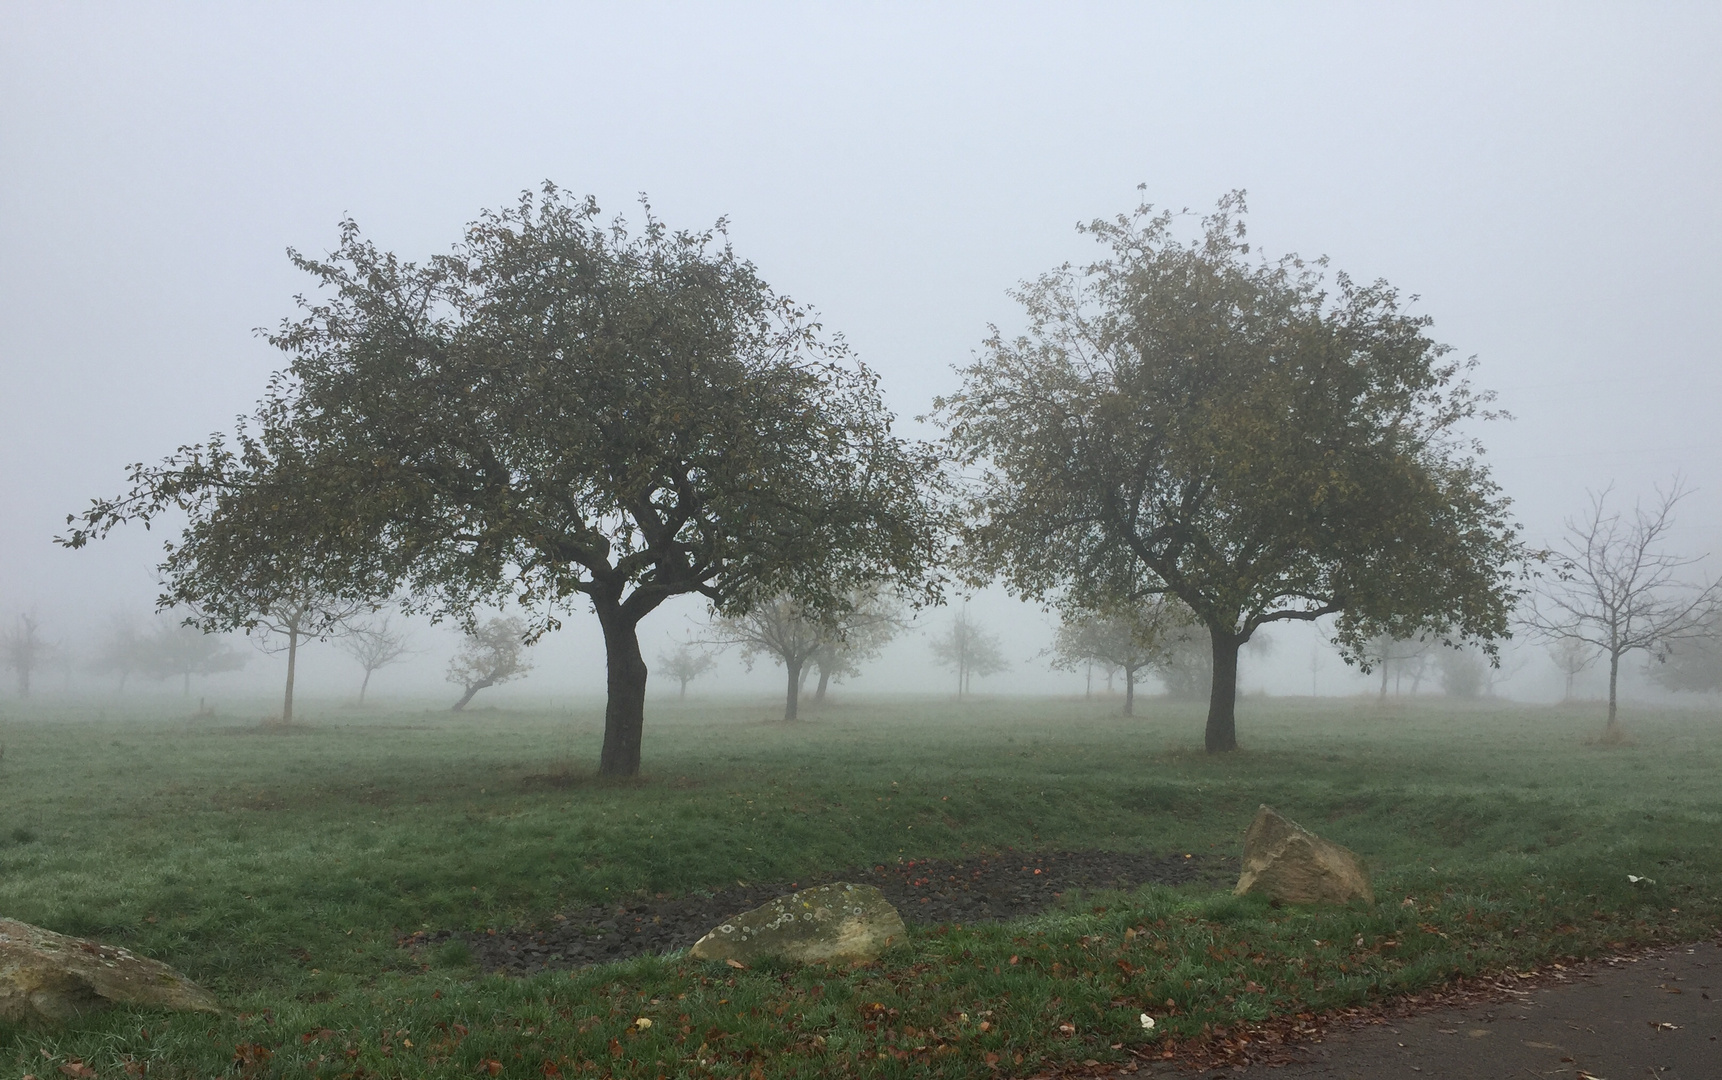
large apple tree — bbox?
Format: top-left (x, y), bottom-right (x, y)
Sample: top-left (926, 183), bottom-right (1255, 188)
top-left (937, 192), bottom-right (1526, 752)
top-left (65, 186), bottom-right (945, 774)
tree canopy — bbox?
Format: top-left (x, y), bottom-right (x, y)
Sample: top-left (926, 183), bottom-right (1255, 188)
top-left (65, 186), bottom-right (944, 773)
top-left (938, 191), bottom-right (1525, 750)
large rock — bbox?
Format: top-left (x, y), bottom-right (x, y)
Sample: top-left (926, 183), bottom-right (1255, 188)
top-left (1234, 805), bottom-right (1374, 905)
top-left (0, 918), bottom-right (220, 1024)
top-left (687, 883), bottom-right (908, 965)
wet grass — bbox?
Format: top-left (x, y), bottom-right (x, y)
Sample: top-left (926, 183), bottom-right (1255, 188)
top-left (0, 692), bottom-right (1718, 1077)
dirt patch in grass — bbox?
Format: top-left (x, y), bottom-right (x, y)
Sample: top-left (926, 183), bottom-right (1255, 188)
top-left (404, 848), bottom-right (1229, 975)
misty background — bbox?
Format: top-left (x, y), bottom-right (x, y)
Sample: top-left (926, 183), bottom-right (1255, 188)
top-left (3, 3), bottom-right (1719, 707)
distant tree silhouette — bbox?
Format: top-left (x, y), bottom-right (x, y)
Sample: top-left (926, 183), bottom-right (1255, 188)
top-left (658, 638), bottom-right (718, 700)
top-left (1525, 480), bottom-right (1720, 742)
top-left (448, 617), bottom-right (532, 711)
top-left (929, 607), bottom-right (1008, 699)
top-left (341, 616), bottom-right (413, 703)
top-left (0, 613), bottom-right (49, 698)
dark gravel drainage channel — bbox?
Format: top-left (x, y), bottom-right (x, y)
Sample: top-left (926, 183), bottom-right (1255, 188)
top-left (403, 849), bottom-right (1226, 976)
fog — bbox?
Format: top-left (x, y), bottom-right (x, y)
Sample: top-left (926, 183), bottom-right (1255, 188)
top-left (3, 4), bottom-right (1719, 707)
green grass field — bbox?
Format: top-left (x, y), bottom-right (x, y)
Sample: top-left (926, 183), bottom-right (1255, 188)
top-left (1, 692), bottom-right (1718, 1078)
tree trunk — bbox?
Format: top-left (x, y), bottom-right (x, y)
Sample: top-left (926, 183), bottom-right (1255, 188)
top-left (678, 677), bottom-right (688, 700)
top-left (1379, 663), bottom-right (1389, 699)
top-left (1602, 648), bottom-right (1624, 743)
top-left (359, 667), bottom-right (372, 704)
top-left (280, 622), bottom-right (300, 726)
top-left (1204, 624), bottom-right (1241, 753)
top-left (1123, 665), bottom-right (1136, 717)
top-left (451, 678), bottom-right (491, 712)
top-left (783, 657), bottom-right (803, 721)
top-left (814, 666), bottom-right (831, 702)
top-left (595, 604), bottom-right (649, 777)
top-left (1085, 663), bottom-right (1092, 699)
top-left (183, 670), bottom-right (191, 697)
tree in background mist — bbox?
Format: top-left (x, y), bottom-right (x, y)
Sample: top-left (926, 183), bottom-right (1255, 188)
top-left (59, 411), bottom-right (387, 726)
top-left (937, 192), bottom-right (1525, 752)
top-left (1053, 598), bottom-right (1188, 716)
top-left (1362, 634), bottom-right (1435, 697)
top-left (709, 597), bottom-right (825, 721)
top-left (341, 616), bottom-right (413, 703)
top-left (709, 590), bottom-right (900, 720)
top-left (1148, 625), bottom-right (1214, 700)
top-left (1649, 607), bottom-right (1722, 695)
top-left (929, 607), bottom-right (1009, 699)
top-left (1548, 636), bottom-right (1599, 701)
top-left (448, 617), bottom-right (532, 712)
top-left (141, 619), bottom-right (247, 696)
top-left (657, 638), bottom-right (718, 700)
top-left (90, 613), bottom-right (145, 693)
top-left (1436, 647), bottom-right (1486, 699)
top-left (1524, 481), bottom-right (1720, 743)
top-left (806, 589), bottom-right (902, 703)
top-left (0, 614), bottom-right (49, 698)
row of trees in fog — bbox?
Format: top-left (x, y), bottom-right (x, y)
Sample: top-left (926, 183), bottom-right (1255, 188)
top-left (53, 187), bottom-right (1720, 772)
top-left (0, 607), bottom-right (539, 713)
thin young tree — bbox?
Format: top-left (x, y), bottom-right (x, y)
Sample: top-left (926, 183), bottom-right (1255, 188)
top-left (448, 617), bottom-right (532, 711)
top-left (657, 638), bottom-right (719, 699)
top-left (1524, 481), bottom-right (1721, 742)
top-left (0, 614), bottom-right (49, 698)
top-left (929, 607), bottom-right (1009, 699)
top-left (340, 616), bottom-right (413, 703)
top-left (250, 590), bottom-right (368, 725)
top-left (938, 191), bottom-right (1525, 752)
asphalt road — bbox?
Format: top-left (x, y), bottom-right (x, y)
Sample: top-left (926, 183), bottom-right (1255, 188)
top-left (1245, 942), bottom-right (1720, 1080)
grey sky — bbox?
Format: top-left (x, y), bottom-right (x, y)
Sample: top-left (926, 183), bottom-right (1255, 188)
top-left (3, 3), bottom-right (1718, 701)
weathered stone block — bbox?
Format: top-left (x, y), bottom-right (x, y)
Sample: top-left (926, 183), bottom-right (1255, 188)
top-left (1234, 805), bottom-right (1374, 905)
top-left (0, 918), bottom-right (219, 1025)
top-left (687, 883), bottom-right (907, 964)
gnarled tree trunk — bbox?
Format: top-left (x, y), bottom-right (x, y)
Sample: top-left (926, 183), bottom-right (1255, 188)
top-left (1205, 624), bottom-right (1242, 753)
top-left (783, 657), bottom-right (803, 721)
top-left (595, 603), bottom-right (649, 777)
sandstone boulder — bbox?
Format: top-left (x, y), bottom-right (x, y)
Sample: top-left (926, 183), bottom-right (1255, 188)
top-left (687, 883), bottom-right (907, 965)
top-left (0, 918), bottom-right (219, 1025)
top-left (1234, 805), bottom-right (1374, 905)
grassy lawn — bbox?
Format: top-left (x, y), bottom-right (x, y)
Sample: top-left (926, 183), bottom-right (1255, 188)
top-left (0, 692), bottom-right (1718, 1077)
